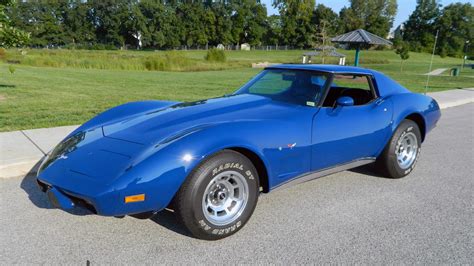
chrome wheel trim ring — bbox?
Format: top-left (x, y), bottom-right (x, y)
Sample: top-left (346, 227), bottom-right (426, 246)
top-left (202, 170), bottom-right (249, 226)
top-left (396, 132), bottom-right (418, 169)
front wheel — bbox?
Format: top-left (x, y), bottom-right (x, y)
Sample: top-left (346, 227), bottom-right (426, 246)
top-left (376, 119), bottom-right (421, 178)
top-left (173, 150), bottom-right (259, 240)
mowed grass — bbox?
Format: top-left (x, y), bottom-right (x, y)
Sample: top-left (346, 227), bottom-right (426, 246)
top-left (0, 49), bottom-right (473, 132)
top-left (4, 49), bottom-right (250, 71)
top-left (0, 65), bottom-right (258, 131)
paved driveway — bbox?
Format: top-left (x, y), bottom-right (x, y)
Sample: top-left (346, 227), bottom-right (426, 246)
top-left (1, 104), bottom-right (472, 264)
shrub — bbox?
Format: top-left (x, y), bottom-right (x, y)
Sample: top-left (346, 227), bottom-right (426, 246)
top-left (0, 48), bottom-right (6, 61)
top-left (143, 52), bottom-right (193, 71)
top-left (144, 58), bottom-right (166, 71)
top-left (205, 48), bottom-right (226, 62)
top-left (8, 65), bottom-right (15, 74)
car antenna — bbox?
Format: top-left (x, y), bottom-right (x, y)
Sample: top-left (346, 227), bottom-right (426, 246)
top-left (424, 30), bottom-right (439, 95)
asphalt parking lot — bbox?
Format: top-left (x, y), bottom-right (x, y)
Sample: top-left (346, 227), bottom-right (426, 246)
top-left (1, 103), bottom-right (472, 264)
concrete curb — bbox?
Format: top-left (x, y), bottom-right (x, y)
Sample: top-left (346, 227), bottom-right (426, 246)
top-left (0, 89), bottom-right (473, 179)
top-left (0, 125), bottom-right (78, 179)
top-left (438, 99), bottom-right (474, 109)
top-left (0, 159), bottom-right (43, 179)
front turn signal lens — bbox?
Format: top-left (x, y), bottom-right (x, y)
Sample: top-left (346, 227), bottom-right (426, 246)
top-left (125, 194), bottom-right (145, 203)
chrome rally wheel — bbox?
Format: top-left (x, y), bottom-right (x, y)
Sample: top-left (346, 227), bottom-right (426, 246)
top-left (376, 119), bottom-right (422, 179)
top-left (396, 132), bottom-right (418, 169)
top-left (202, 170), bottom-right (249, 226)
top-left (173, 150), bottom-right (259, 240)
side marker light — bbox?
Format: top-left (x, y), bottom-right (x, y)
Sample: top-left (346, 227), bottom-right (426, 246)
top-left (125, 194), bottom-right (145, 203)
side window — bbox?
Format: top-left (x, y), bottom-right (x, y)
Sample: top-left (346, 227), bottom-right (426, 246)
top-left (322, 74), bottom-right (376, 107)
top-left (244, 70), bottom-right (328, 106)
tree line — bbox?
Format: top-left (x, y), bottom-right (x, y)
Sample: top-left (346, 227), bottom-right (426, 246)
top-left (398, 0), bottom-right (473, 58)
top-left (1, 0), bottom-right (473, 57)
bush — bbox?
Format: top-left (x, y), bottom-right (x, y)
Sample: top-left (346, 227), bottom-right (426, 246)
top-left (143, 52), bottom-right (192, 71)
top-left (8, 65), bottom-right (15, 74)
top-left (144, 58), bottom-right (166, 71)
top-left (0, 48), bottom-right (6, 61)
top-left (205, 48), bottom-right (226, 62)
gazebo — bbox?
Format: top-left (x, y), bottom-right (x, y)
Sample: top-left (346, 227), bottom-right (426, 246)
top-left (331, 29), bottom-right (392, 66)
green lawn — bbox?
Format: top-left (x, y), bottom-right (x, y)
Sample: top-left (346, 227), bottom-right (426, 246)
top-left (0, 49), bottom-right (472, 132)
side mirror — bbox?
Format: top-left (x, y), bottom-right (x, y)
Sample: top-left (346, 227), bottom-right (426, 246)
top-left (336, 96), bottom-right (354, 107)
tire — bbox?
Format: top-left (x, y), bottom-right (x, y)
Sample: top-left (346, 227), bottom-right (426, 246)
top-left (376, 119), bottom-right (421, 178)
top-left (173, 150), bottom-right (259, 240)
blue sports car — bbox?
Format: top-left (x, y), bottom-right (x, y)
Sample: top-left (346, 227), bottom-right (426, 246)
top-left (37, 65), bottom-right (441, 239)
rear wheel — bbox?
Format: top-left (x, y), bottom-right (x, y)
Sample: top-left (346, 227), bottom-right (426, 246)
top-left (376, 119), bottom-right (421, 178)
top-left (173, 150), bottom-right (259, 240)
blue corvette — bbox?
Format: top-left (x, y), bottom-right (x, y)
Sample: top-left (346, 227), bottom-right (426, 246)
top-left (37, 65), bottom-right (441, 239)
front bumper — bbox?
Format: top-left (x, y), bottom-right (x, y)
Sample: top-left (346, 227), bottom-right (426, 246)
top-left (35, 128), bottom-right (192, 217)
top-left (36, 163), bottom-right (181, 217)
top-left (37, 178), bottom-right (99, 214)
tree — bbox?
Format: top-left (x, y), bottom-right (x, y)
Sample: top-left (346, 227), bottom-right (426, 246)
top-left (312, 4), bottom-right (340, 37)
top-left (264, 15), bottom-right (282, 46)
top-left (174, 4), bottom-right (203, 47)
top-left (211, 3), bottom-right (233, 46)
top-left (122, 1), bottom-right (148, 49)
top-left (89, 1), bottom-right (128, 48)
top-left (0, 0), bottom-right (29, 47)
top-left (203, 7), bottom-right (216, 46)
top-left (340, 0), bottom-right (397, 38)
top-left (13, 1), bottom-right (70, 48)
top-left (274, 0), bottom-right (316, 48)
top-left (137, 1), bottom-right (164, 48)
top-left (395, 41), bottom-right (410, 71)
top-left (230, 0), bottom-right (267, 47)
top-left (138, 2), bottom-right (180, 49)
top-left (402, 0), bottom-right (440, 52)
top-left (63, 2), bottom-right (96, 47)
top-left (435, 3), bottom-right (473, 58)
top-left (246, 3), bottom-right (267, 46)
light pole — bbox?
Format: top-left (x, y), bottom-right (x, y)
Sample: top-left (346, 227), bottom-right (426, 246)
top-left (462, 40), bottom-right (470, 70)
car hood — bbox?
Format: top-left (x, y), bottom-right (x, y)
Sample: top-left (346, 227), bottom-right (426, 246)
top-left (101, 94), bottom-right (272, 145)
top-left (38, 94), bottom-right (295, 185)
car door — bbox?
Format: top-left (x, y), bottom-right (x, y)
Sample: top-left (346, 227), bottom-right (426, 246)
top-left (311, 74), bottom-right (393, 171)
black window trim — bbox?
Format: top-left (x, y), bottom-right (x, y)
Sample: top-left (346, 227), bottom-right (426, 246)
top-left (236, 68), bottom-right (332, 107)
top-left (318, 72), bottom-right (379, 107)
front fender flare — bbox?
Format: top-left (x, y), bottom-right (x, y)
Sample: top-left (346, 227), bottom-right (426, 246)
top-left (112, 121), bottom-right (273, 214)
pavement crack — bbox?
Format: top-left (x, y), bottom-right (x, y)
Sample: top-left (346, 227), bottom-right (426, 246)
top-left (20, 130), bottom-right (47, 155)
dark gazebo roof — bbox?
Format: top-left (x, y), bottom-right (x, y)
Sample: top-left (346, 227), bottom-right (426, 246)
top-left (331, 29), bottom-right (392, 45)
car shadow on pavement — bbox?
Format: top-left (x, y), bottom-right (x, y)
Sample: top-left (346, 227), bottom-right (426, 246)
top-left (348, 164), bottom-right (385, 178)
top-left (20, 158), bottom-right (92, 216)
top-left (19, 158), bottom-right (384, 237)
top-left (149, 210), bottom-right (194, 238)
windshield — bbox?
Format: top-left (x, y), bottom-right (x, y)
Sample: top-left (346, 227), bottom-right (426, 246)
top-left (235, 69), bottom-right (329, 106)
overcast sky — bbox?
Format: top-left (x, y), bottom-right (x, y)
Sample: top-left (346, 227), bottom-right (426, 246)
top-left (261, 0), bottom-right (473, 31)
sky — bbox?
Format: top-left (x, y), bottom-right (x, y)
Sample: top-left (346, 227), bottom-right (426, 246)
top-left (261, 0), bottom-right (473, 31)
